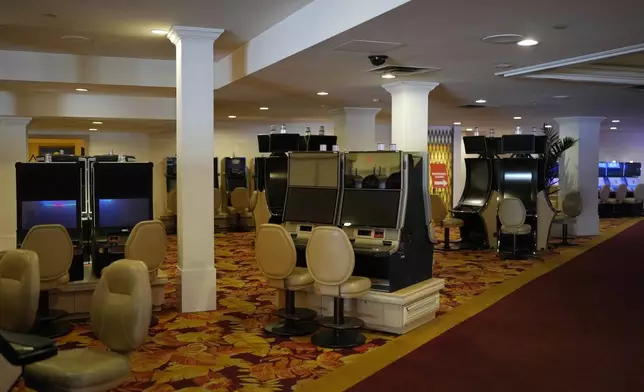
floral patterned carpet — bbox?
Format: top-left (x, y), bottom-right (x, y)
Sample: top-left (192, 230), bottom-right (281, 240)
top-left (13, 218), bottom-right (631, 392)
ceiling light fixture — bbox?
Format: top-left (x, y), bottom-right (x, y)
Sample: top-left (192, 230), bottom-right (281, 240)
top-left (317, 92), bottom-right (329, 96)
top-left (150, 29), bottom-right (168, 35)
top-left (92, 121), bottom-right (103, 125)
top-left (513, 116), bottom-right (522, 120)
top-left (475, 99), bottom-right (487, 104)
top-left (466, 128), bottom-right (473, 131)
top-left (228, 115), bottom-right (237, 119)
top-left (482, 34), bottom-right (524, 44)
top-left (89, 128), bottom-right (98, 131)
top-left (517, 38), bottom-right (539, 46)
top-left (76, 88), bottom-right (89, 92)
top-left (545, 124), bottom-right (553, 128)
top-left (381, 73), bottom-right (396, 79)
top-left (454, 122), bottom-right (462, 125)
top-left (612, 120), bottom-right (620, 123)
top-left (494, 63), bottom-right (514, 69)
top-left (610, 126), bottom-right (617, 130)
top-left (551, 95), bottom-right (570, 99)
top-left (259, 107), bottom-right (269, 111)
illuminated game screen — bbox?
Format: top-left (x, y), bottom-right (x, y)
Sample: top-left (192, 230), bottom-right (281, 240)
top-left (608, 178), bottom-right (623, 189)
top-left (598, 162), bottom-right (607, 177)
top-left (340, 189), bottom-right (400, 228)
top-left (21, 200), bottom-right (77, 231)
top-left (598, 178), bottom-right (608, 189)
top-left (606, 162), bottom-right (622, 177)
top-left (98, 198), bottom-right (150, 228)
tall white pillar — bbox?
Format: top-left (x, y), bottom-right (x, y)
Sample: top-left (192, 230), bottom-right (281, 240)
top-left (330, 107), bottom-right (381, 150)
top-left (554, 117), bottom-right (604, 236)
top-left (382, 81), bottom-right (439, 151)
top-left (0, 117), bottom-right (29, 250)
top-left (168, 26), bottom-right (223, 313)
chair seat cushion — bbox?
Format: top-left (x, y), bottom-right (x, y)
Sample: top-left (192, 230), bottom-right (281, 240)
top-left (442, 218), bottom-right (464, 228)
top-left (553, 214), bottom-right (575, 224)
top-left (285, 267), bottom-right (314, 291)
top-left (339, 276), bottom-right (371, 298)
top-left (604, 199), bottom-right (617, 204)
top-left (501, 224), bottom-right (532, 235)
top-left (24, 348), bottom-right (130, 391)
top-left (624, 198), bottom-right (639, 204)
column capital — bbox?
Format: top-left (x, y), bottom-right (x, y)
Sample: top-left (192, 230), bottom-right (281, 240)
top-left (382, 81), bottom-right (440, 94)
top-left (167, 26), bottom-right (224, 45)
top-left (554, 116), bottom-right (606, 125)
top-left (0, 116), bottom-right (32, 127)
top-left (329, 107), bottom-right (381, 116)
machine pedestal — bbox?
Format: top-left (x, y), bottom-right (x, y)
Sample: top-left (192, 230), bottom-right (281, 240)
top-left (214, 214), bottom-right (254, 232)
top-left (277, 278), bottom-right (444, 335)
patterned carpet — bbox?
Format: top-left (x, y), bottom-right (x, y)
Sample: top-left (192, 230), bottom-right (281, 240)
top-left (13, 218), bottom-right (631, 392)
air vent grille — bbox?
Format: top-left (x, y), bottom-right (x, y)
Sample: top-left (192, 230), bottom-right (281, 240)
top-left (459, 104), bottom-right (487, 109)
top-left (367, 65), bottom-right (441, 76)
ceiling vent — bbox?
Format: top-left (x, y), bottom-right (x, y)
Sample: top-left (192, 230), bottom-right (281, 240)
top-left (367, 65), bottom-right (441, 76)
top-left (334, 40), bottom-right (405, 53)
top-left (459, 104), bottom-right (487, 109)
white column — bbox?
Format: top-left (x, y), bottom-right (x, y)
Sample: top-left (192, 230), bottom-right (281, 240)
top-left (330, 107), bottom-right (381, 151)
top-left (554, 117), bottom-right (604, 236)
top-left (451, 126), bottom-right (465, 208)
top-left (168, 26), bottom-right (223, 313)
top-left (0, 117), bottom-right (29, 250)
top-left (382, 81), bottom-right (439, 151)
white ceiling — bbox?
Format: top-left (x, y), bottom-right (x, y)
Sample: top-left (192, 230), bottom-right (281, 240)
top-left (3, 0), bottom-right (644, 134)
top-left (0, 0), bottom-right (313, 60)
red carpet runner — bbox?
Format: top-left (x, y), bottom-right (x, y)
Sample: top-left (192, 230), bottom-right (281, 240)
top-left (350, 222), bottom-right (644, 392)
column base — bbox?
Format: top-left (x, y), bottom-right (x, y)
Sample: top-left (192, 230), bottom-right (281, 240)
top-left (178, 266), bottom-right (217, 313)
top-left (570, 213), bottom-right (600, 236)
top-left (0, 234), bottom-right (16, 251)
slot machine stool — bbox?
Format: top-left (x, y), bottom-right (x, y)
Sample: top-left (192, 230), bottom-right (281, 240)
top-left (255, 224), bottom-right (318, 336)
top-left (306, 227), bottom-right (371, 348)
top-left (498, 198), bottom-right (533, 260)
top-left (430, 194), bottom-right (463, 251)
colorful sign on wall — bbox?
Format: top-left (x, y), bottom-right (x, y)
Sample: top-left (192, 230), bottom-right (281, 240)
top-left (430, 163), bottom-right (449, 188)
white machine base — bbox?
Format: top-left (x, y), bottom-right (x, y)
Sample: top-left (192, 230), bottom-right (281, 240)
top-left (51, 264), bottom-right (167, 319)
top-left (277, 278), bottom-right (444, 335)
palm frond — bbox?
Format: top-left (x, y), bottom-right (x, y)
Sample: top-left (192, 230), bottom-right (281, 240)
top-left (541, 125), bottom-right (578, 188)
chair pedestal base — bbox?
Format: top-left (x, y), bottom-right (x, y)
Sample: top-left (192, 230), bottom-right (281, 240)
top-left (265, 319), bottom-right (318, 336)
top-left (32, 319), bottom-right (73, 338)
top-left (312, 329), bottom-right (366, 348)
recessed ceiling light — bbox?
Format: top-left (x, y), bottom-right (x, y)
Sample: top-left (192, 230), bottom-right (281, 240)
top-left (150, 29), bottom-right (168, 35)
top-left (76, 88), bottom-right (89, 92)
top-left (551, 95), bottom-right (570, 99)
top-left (92, 121), bottom-right (103, 125)
top-left (372, 98), bottom-right (381, 103)
top-left (381, 73), bottom-right (396, 79)
top-left (454, 122), bottom-right (462, 125)
top-left (545, 124), bottom-right (553, 128)
top-left (610, 126), bottom-right (617, 130)
top-left (61, 35), bottom-right (91, 43)
top-left (466, 128), bottom-right (473, 131)
top-left (89, 128), bottom-right (98, 131)
top-left (475, 99), bottom-right (487, 104)
top-left (612, 120), bottom-right (620, 123)
top-left (228, 115), bottom-right (237, 119)
top-left (317, 92), bottom-right (329, 96)
top-left (495, 63), bottom-right (514, 69)
top-left (513, 116), bottom-right (522, 120)
top-left (517, 39), bottom-right (539, 46)
top-left (482, 34), bottom-right (524, 44)
top-left (259, 107), bottom-right (269, 111)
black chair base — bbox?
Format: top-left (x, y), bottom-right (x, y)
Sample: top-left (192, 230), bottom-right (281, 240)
top-left (275, 307), bottom-right (317, 321)
top-left (31, 319), bottom-right (73, 338)
top-left (317, 316), bottom-right (364, 330)
top-left (436, 227), bottom-right (461, 251)
top-left (311, 329), bottom-right (366, 349)
top-left (265, 319), bottom-right (318, 337)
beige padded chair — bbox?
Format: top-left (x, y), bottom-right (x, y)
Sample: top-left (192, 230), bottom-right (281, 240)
top-left (552, 191), bottom-right (583, 246)
top-left (0, 250), bottom-right (40, 333)
top-left (599, 184), bottom-right (613, 216)
top-left (125, 220), bottom-right (167, 326)
top-left (255, 224), bottom-right (317, 336)
top-left (306, 226), bottom-right (371, 348)
top-left (227, 187), bottom-right (251, 231)
top-left (430, 194), bottom-right (463, 251)
top-left (249, 190), bottom-right (258, 213)
top-left (624, 183), bottom-right (644, 215)
top-left (21, 225), bottom-right (74, 338)
top-left (253, 192), bottom-right (271, 236)
top-left (213, 188), bottom-right (227, 217)
top-left (23, 259), bottom-right (152, 392)
top-left (498, 198), bottom-right (533, 260)
top-left (167, 188), bottom-right (178, 233)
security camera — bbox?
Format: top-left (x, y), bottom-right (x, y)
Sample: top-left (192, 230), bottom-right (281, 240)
top-left (369, 55), bottom-right (389, 67)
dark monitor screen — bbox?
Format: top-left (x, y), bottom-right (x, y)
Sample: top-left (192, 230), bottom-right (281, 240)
top-left (284, 187), bottom-right (337, 225)
top-left (270, 133), bottom-right (300, 153)
top-left (598, 162), bottom-right (607, 177)
top-left (606, 162), bottom-right (622, 177)
top-left (97, 198), bottom-right (151, 229)
top-left (461, 159), bottom-right (490, 206)
top-left (258, 135), bottom-right (270, 153)
top-left (306, 135), bottom-right (338, 152)
top-left (340, 189), bottom-right (400, 228)
top-left (485, 137), bottom-right (502, 156)
top-left (21, 200), bottom-right (78, 231)
top-left (624, 162), bottom-right (641, 177)
top-left (265, 157), bottom-right (288, 209)
top-left (534, 135), bottom-right (547, 154)
top-left (501, 135), bottom-right (535, 154)
top-left (463, 136), bottom-right (487, 155)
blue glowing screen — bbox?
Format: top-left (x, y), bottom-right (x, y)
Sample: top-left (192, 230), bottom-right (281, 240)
top-left (98, 198), bottom-right (150, 228)
top-left (21, 200), bottom-right (77, 231)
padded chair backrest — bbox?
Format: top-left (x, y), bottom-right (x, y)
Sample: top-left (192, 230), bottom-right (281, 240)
top-left (253, 191), bottom-right (271, 231)
top-left (125, 220), bottom-right (167, 274)
top-left (91, 259), bottom-right (151, 354)
top-left (167, 188), bottom-right (177, 215)
top-left (634, 184), bottom-right (644, 201)
top-left (0, 250), bottom-right (40, 332)
top-left (249, 191), bottom-right (258, 212)
top-left (429, 194), bottom-right (447, 223)
top-left (498, 198), bottom-right (526, 228)
top-left (306, 226), bottom-right (355, 286)
top-left (214, 188), bottom-right (222, 214)
top-left (231, 187), bottom-right (250, 212)
top-left (615, 183), bottom-right (628, 201)
top-left (21, 225), bottom-right (73, 282)
top-left (599, 184), bottom-right (610, 201)
top-left (255, 224), bottom-right (296, 280)
top-left (562, 191), bottom-right (583, 218)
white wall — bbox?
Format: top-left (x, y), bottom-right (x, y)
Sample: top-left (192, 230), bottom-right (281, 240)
top-left (599, 131), bottom-right (644, 181)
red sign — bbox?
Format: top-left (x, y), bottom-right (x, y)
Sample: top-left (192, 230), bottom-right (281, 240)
top-left (430, 163), bottom-right (449, 188)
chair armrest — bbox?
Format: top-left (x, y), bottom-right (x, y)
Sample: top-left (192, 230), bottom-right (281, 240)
top-left (0, 330), bottom-right (58, 366)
